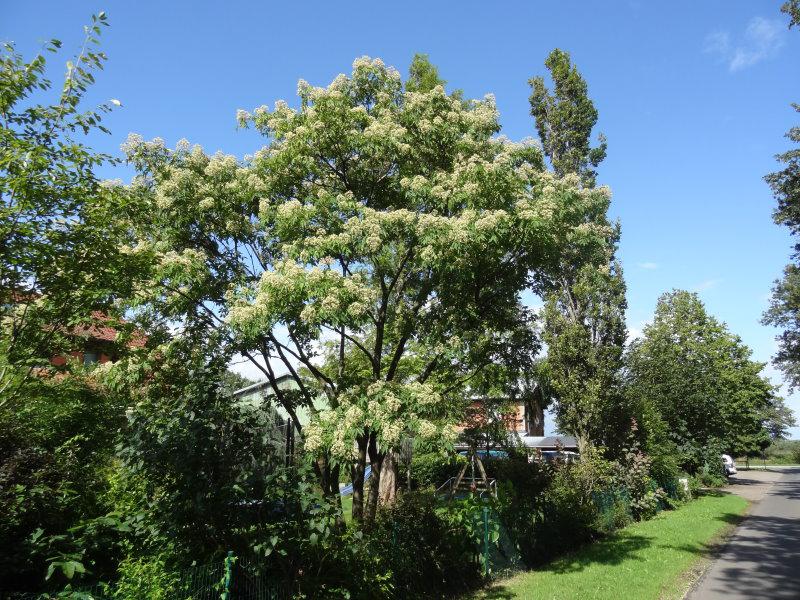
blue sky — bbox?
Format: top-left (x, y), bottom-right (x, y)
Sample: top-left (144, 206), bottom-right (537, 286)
top-left (4, 1), bottom-right (800, 435)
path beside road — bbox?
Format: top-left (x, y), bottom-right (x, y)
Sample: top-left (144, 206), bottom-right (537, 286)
top-left (688, 467), bottom-right (800, 599)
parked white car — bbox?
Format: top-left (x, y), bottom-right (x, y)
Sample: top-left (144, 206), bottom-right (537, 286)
top-left (722, 454), bottom-right (737, 477)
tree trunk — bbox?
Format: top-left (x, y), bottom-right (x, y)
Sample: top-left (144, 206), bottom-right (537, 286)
top-left (528, 387), bottom-right (546, 436)
top-left (316, 454), bottom-right (330, 495)
top-left (351, 433), bottom-right (368, 524)
top-left (365, 432), bottom-right (384, 523)
top-left (379, 449), bottom-right (399, 505)
top-left (576, 433), bottom-right (591, 457)
top-left (329, 463), bottom-right (341, 497)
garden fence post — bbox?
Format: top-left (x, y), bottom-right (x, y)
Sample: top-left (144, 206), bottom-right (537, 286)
top-left (482, 506), bottom-right (490, 578)
top-left (221, 550), bottom-right (234, 600)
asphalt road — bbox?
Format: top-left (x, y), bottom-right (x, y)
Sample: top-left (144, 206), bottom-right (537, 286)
top-left (689, 467), bottom-right (800, 599)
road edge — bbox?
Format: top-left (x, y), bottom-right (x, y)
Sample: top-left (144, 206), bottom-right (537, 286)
top-left (677, 494), bottom-right (753, 600)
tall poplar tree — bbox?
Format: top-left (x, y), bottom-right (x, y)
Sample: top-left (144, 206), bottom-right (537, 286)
top-left (528, 49), bottom-right (630, 453)
top-left (529, 49), bottom-right (607, 188)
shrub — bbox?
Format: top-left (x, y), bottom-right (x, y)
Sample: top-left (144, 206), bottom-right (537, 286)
top-left (485, 457), bottom-right (551, 498)
top-left (648, 449), bottom-right (680, 493)
top-left (245, 469), bottom-right (391, 599)
top-left (591, 486), bottom-right (633, 534)
top-left (410, 451), bottom-right (464, 490)
top-left (113, 555), bottom-right (178, 600)
top-left (488, 458), bottom-right (551, 566)
top-left (527, 474), bottom-right (596, 563)
top-left (504, 451), bottom-right (616, 566)
top-left (615, 436), bottom-right (666, 520)
top-left (372, 492), bottom-right (483, 599)
top-left (0, 375), bottom-right (125, 591)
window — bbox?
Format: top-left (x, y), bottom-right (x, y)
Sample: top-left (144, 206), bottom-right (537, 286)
top-left (83, 351), bottom-right (99, 365)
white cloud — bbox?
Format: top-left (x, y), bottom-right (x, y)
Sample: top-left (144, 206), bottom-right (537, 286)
top-left (626, 319), bottom-right (650, 344)
top-left (637, 262), bottom-right (659, 270)
top-left (692, 278), bottom-right (723, 292)
top-left (704, 17), bottom-right (785, 72)
top-left (627, 327), bottom-right (644, 342)
top-left (703, 31), bottom-right (730, 55)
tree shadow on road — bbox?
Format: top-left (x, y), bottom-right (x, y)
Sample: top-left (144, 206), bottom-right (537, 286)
top-left (689, 512), bottom-right (800, 599)
top-left (686, 472), bottom-right (800, 599)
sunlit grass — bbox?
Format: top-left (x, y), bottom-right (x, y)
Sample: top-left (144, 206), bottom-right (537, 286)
top-left (340, 494), bottom-right (353, 522)
top-left (470, 492), bottom-right (748, 600)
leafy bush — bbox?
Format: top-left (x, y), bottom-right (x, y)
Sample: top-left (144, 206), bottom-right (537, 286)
top-left (114, 347), bottom-right (284, 563)
top-left (648, 447), bottom-right (680, 492)
top-left (607, 490), bottom-right (634, 531)
top-left (488, 458), bottom-right (550, 565)
top-left (494, 451), bottom-right (616, 566)
top-left (615, 435), bottom-right (666, 520)
top-left (372, 492), bottom-right (483, 599)
top-left (246, 468), bottom-right (391, 599)
top-left (410, 451), bottom-right (464, 490)
top-left (533, 475), bottom-right (596, 562)
top-left (113, 555), bottom-right (179, 600)
top-left (0, 375), bottom-right (125, 591)
top-left (485, 457), bottom-right (551, 498)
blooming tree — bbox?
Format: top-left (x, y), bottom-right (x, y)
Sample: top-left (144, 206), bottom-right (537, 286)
top-left (121, 57), bottom-right (612, 522)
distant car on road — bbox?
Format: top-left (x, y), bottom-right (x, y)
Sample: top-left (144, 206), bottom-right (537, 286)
top-left (722, 454), bottom-right (737, 477)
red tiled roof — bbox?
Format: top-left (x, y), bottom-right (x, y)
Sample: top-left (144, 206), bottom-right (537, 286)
top-left (70, 311), bottom-right (146, 347)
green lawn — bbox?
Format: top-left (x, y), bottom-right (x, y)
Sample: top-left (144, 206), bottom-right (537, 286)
top-left (470, 492), bottom-right (748, 600)
top-left (340, 494), bottom-right (353, 522)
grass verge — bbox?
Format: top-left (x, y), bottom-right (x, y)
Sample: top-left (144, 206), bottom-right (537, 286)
top-left (470, 492), bottom-right (748, 600)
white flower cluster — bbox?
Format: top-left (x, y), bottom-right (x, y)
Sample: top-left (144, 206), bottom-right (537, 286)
top-left (303, 421), bottom-right (324, 454)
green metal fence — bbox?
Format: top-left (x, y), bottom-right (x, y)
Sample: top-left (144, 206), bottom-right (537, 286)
top-left (468, 505), bottom-right (523, 579)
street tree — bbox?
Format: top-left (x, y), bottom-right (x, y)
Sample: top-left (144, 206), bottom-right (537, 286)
top-left (628, 290), bottom-right (782, 471)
